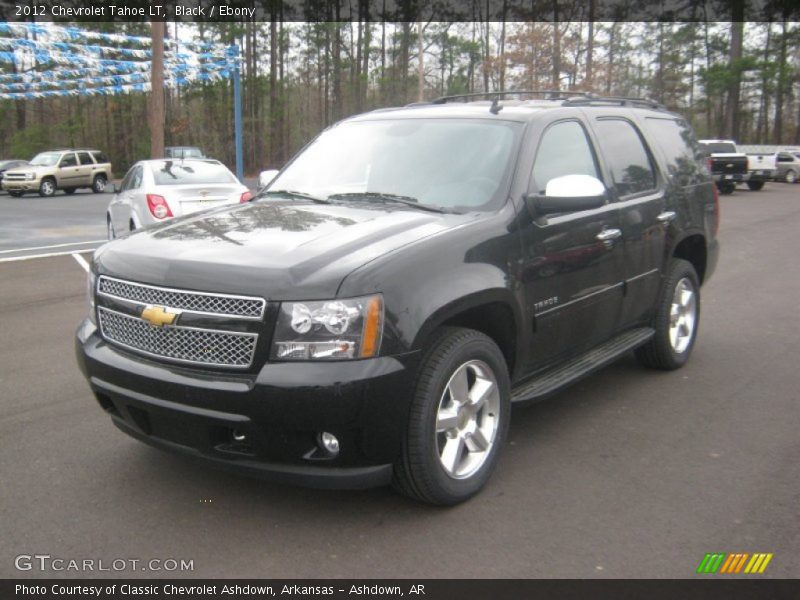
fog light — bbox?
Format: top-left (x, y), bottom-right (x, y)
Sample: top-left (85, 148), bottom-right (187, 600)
top-left (232, 430), bottom-right (247, 442)
top-left (318, 432), bottom-right (340, 456)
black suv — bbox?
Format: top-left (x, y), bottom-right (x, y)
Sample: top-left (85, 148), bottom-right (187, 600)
top-left (76, 92), bottom-right (719, 505)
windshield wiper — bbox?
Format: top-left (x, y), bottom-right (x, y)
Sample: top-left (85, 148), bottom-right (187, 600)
top-left (262, 189), bottom-right (330, 204)
top-left (327, 192), bottom-right (450, 214)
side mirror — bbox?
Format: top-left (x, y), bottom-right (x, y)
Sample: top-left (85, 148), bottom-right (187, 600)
top-left (258, 169), bottom-right (279, 190)
top-left (525, 174), bottom-right (607, 216)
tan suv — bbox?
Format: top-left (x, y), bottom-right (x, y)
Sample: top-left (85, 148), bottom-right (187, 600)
top-left (2, 149), bottom-right (112, 197)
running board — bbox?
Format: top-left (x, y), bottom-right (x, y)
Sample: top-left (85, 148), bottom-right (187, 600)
top-left (511, 327), bottom-right (654, 403)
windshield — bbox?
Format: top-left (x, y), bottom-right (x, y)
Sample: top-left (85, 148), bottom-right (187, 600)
top-left (30, 152), bottom-right (61, 167)
top-left (700, 142), bottom-right (737, 154)
top-left (151, 161), bottom-right (237, 186)
top-left (267, 118), bottom-right (521, 211)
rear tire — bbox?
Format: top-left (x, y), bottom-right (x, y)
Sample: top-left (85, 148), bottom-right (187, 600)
top-left (746, 181), bottom-right (764, 191)
top-left (39, 178), bottom-right (56, 197)
top-left (636, 259), bottom-right (700, 371)
top-left (717, 182), bottom-right (735, 195)
top-left (392, 327), bottom-right (510, 505)
top-left (92, 175), bottom-right (107, 193)
top-left (785, 170), bottom-right (797, 184)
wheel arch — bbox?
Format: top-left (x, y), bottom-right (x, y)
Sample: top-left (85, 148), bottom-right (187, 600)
top-left (671, 232), bottom-right (707, 284)
top-left (411, 290), bottom-right (521, 379)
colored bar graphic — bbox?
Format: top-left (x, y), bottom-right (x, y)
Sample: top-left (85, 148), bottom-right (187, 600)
top-left (734, 553), bottom-right (776, 574)
top-left (719, 554), bottom-right (736, 574)
top-left (697, 553), bottom-right (726, 574)
top-left (734, 553), bottom-right (749, 573)
top-left (698, 552), bottom-right (772, 574)
top-left (758, 554), bottom-right (773, 573)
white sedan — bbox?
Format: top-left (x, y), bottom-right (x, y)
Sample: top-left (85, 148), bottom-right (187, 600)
top-left (106, 159), bottom-right (252, 239)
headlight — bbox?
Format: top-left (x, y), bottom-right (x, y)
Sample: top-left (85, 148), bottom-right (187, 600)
top-left (87, 271), bottom-right (97, 324)
top-left (25, 173), bottom-right (36, 180)
top-left (272, 294), bottom-right (383, 360)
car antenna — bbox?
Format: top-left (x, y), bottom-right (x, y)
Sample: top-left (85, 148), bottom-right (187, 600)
top-left (490, 96), bottom-right (503, 115)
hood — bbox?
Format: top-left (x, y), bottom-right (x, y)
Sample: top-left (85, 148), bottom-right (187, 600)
top-left (94, 200), bottom-right (477, 300)
top-left (5, 165), bottom-right (49, 175)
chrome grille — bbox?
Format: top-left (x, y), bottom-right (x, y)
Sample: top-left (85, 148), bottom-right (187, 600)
top-left (98, 307), bottom-right (257, 368)
top-left (4, 173), bottom-right (27, 181)
top-left (98, 276), bottom-right (265, 319)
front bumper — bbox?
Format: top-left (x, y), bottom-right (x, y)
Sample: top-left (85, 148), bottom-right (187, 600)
top-left (2, 179), bottom-right (39, 191)
top-left (75, 319), bottom-right (417, 489)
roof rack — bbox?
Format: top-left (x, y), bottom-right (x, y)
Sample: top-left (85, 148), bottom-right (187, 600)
top-left (430, 90), bottom-right (590, 104)
top-left (561, 94), bottom-right (665, 110)
top-left (424, 90), bottom-right (666, 111)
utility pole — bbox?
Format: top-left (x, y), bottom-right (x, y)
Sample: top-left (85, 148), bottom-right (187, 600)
top-left (150, 20), bottom-right (165, 159)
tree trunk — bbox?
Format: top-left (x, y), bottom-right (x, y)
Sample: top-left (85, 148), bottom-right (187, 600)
top-left (586, 18), bottom-right (594, 90)
top-left (361, 7), bottom-right (371, 109)
top-left (332, 20), bottom-right (342, 121)
top-left (552, 3), bottom-right (561, 90)
top-left (355, 10), bottom-right (363, 111)
top-left (380, 2), bottom-right (386, 102)
top-left (723, 3), bottom-right (745, 141)
top-left (269, 17), bottom-right (279, 164)
top-left (757, 24), bottom-right (772, 144)
top-left (656, 23), bottom-right (665, 102)
top-left (772, 19), bottom-right (788, 144)
top-left (498, 1), bottom-right (507, 91)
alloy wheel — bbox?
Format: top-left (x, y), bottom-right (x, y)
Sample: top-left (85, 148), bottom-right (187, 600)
top-left (669, 277), bottom-right (697, 354)
top-left (435, 359), bottom-right (501, 479)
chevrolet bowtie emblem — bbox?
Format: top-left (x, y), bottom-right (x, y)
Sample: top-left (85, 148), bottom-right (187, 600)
top-left (141, 305), bottom-right (179, 327)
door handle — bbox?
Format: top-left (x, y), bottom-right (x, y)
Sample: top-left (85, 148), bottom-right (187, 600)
top-left (596, 228), bottom-right (622, 242)
top-left (657, 211), bottom-right (677, 223)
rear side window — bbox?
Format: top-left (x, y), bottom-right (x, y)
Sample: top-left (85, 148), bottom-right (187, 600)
top-left (644, 117), bottom-right (707, 184)
top-left (77, 152), bottom-right (94, 165)
top-left (91, 151), bottom-right (109, 164)
top-left (531, 120), bottom-right (600, 193)
top-left (593, 119), bottom-right (656, 197)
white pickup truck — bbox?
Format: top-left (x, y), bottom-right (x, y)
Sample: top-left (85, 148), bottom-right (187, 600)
top-left (739, 145), bottom-right (779, 190)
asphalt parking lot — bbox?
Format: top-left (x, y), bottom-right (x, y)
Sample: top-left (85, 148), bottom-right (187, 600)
top-left (1, 184), bottom-right (798, 579)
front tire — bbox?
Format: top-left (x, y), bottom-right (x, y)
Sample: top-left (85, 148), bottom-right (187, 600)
top-left (747, 181), bottom-right (764, 191)
top-left (636, 259), bottom-right (700, 370)
top-left (393, 327), bottom-right (510, 505)
top-left (39, 178), bottom-right (56, 197)
top-left (92, 174), bottom-right (107, 193)
top-left (8, 191), bottom-right (23, 198)
top-left (785, 170), bottom-right (797, 184)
